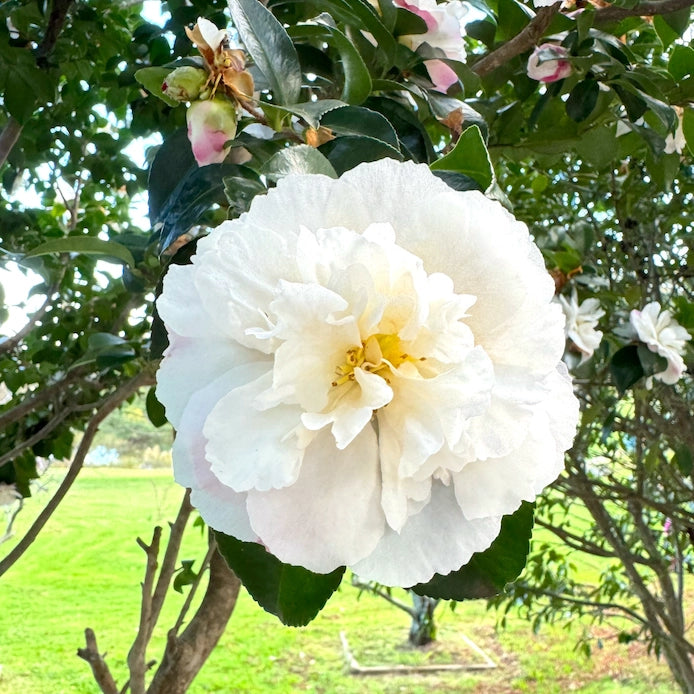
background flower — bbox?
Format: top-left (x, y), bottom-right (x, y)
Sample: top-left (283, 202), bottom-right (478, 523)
top-left (393, 0), bottom-right (467, 92)
top-left (630, 302), bottom-right (690, 385)
top-left (558, 289), bottom-right (604, 362)
top-left (527, 44), bottom-right (572, 83)
top-left (157, 159), bottom-right (579, 587)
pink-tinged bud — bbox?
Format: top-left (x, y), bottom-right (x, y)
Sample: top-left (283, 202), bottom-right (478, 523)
top-left (162, 66), bottom-right (209, 102)
top-left (527, 44), bottom-right (573, 83)
top-left (186, 97), bottom-right (238, 167)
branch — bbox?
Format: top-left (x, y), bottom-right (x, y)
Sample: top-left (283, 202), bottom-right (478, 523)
top-left (0, 118), bottom-right (23, 172)
top-left (471, 5), bottom-right (561, 77)
top-left (351, 577), bottom-right (416, 617)
top-left (127, 528), bottom-right (162, 694)
top-left (0, 370), bottom-right (153, 578)
top-left (77, 628), bottom-right (119, 694)
top-left (145, 543), bottom-right (241, 694)
top-left (35, 0), bottom-right (75, 66)
top-left (595, 0), bottom-right (694, 23)
top-left (146, 491), bottom-right (193, 643)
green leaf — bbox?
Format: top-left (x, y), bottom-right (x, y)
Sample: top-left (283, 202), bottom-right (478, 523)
top-left (430, 125), bottom-right (493, 191)
top-left (682, 107), bottom-right (694, 157)
top-left (134, 67), bottom-right (179, 107)
top-left (289, 24), bottom-right (372, 105)
top-left (575, 125), bottom-right (617, 169)
top-left (411, 502), bottom-right (534, 600)
top-left (148, 128), bottom-right (197, 223)
top-left (215, 532), bottom-right (344, 626)
top-left (22, 237), bottom-right (136, 268)
top-left (5, 70), bottom-right (37, 123)
top-left (263, 145), bottom-right (337, 181)
top-left (223, 175), bottom-right (267, 217)
top-left (610, 345), bottom-right (644, 394)
top-left (497, 0), bottom-right (532, 42)
top-left (668, 45), bottom-right (694, 80)
top-left (393, 7), bottom-right (428, 36)
top-left (653, 13), bottom-right (680, 48)
top-left (636, 343), bottom-right (668, 378)
top-left (146, 386), bottom-right (168, 428)
top-left (673, 445), bottom-right (693, 476)
top-left (173, 560), bottom-right (198, 593)
top-left (319, 135), bottom-right (402, 176)
top-left (278, 99), bottom-right (348, 129)
top-left (318, 0), bottom-right (398, 64)
top-left (156, 164), bottom-right (263, 253)
top-left (228, 0), bottom-right (302, 105)
top-left (364, 95), bottom-right (434, 163)
top-left (566, 80), bottom-right (599, 123)
top-left (611, 83), bottom-right (647, 123)
top-left (321, 106), bottom-right (399, 148)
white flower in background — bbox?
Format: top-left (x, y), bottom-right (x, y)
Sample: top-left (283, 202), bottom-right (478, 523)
top-left (533, 0), bottom-right (560, 6)
top-left (527, 44), bottom-right (572, 83)
top-left (630, 302), bottom-right (690, 385)
top-left (157, 159), bottom-right (579, 587)
top-left (0, 483), bottom-right (20, 507)
top-left (664, 107), bottom-right (686, 155)
top-left (393, 0), bottom-right (467, 92)
top-left (558, 289), bottom-right (604, 362)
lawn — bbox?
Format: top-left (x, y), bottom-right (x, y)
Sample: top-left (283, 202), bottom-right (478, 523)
top-left (0, 467), bottom-right (677, 693)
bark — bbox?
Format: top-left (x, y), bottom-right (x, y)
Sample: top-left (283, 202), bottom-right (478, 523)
top-left (145, 548), bottom-right (241, 694)
top-left (408, 594), bottom-right (439, 647)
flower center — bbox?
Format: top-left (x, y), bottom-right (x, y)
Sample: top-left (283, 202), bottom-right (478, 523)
top-left (331, 333), bottom-right (417, 387)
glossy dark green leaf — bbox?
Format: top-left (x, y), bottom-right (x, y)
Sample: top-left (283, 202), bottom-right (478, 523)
top-left (636, 343), bottom-right (668, 378)
top-left (228, 0), bottom-right (302, 105)
top-left (364, 95), bottom-right (433, 163)
top-left (321, 106), bottom-right (399, 148)
top-left (278, 99), bottom-right (347, 129)
top-left (610, 345), bottom-right (644, 394)
top-left (432, 170), bottom-right (483, 192)
top-left (411, 502), bottom-right (535, 600)
top-left (319, 135), bottom-right (402, 175)
top-left (22, 237), bottom-right (136, 268)
top-left (497, 0), bottom-right (532, 42)
top-left (668, 45), bottom-right (694, 80)
top-left (148, 128), bottom-right (197, 223)
top-left (146, 386), bottom-right (168, 428)
top-left (566, 80), bottom-right (599, 123)
top-left (393, 7), bottom-right (428, 36)
top-left (430, 125), bottom-right (493, 191)
top-left (319, 0), bottom-right (398, 63)
top-left (674, 444), bottom-right (693, 476)
top-left (612, 83), bottom-right (648, 123)
top-left (173, 560), bottom-right (198, 593)
top-left (223, 174), bottom-right (267, 217)
top-left (156, 164), bottom-right (262, 253)
top-left (576, 125), bottom-right (618, 170)
top-left (262, 145), bottom-right (337, 181)
top-left (215, 532), bottom-right (344, 626)
top-left (289, 24), bottom-right (372, 105)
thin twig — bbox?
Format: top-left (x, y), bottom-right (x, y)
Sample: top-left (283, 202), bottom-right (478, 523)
top-left (0, 370), bottom-right (153, 578)
top-left (146, 490), bottom-right (193, 643)
top-left (171, 533), bottom-right (217, 634)
top-left (77, 628), bottom-right (119, 694)
top-left (0, 118), bottom-right (23, 173)
top-left (128, 526), bottom-right (162, 694)
top-left (595, 0), bottom-right (694, 23)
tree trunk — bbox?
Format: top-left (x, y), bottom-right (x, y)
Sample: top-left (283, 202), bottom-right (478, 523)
top-left (408, 593), bottom-right (439, 647)
top-left (146, 549), bottom-right (241, 694)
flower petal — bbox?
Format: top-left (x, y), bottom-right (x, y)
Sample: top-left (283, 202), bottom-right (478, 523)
top-left (246, 426), bottom-right (384, 573)
top-left (203, 370), bottom-right (307, 492)
top-left (351, 481), bottom-right (501, 586)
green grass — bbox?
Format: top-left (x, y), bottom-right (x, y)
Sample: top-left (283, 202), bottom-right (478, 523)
top-left (0, 468), bottom-right (677, 693)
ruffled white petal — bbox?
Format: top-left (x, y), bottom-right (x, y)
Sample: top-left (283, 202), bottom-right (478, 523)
top-left (203, 370), bottom-right (307, 492)
top-left (352, 481), bottom-right (501, 586)
top-left (246, 426), bottom-right (383, 573)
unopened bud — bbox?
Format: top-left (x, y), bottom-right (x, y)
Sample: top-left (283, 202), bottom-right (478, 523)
top-left (186, 97), bottom-right (238, 166)
top-left (162, 66), bottom-right (209, 102)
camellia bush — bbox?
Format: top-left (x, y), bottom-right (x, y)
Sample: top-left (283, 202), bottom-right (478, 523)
top-left (1, 0), bottom-right (693, 691)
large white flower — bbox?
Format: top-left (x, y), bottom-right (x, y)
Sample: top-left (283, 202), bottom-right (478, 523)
top-left (157, 159), bottom-right (579, 587)
top-left (558, 289), bottom-right (604, 362)
top-left (630, 301), bottom-right (690, 385)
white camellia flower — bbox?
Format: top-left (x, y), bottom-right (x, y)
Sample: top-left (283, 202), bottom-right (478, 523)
top-left (558, 289), bottom-right (604, 362)
top-left (157, 159), bottom-right (579, 587)
top-left (630, 302), bottom-right (691, 386)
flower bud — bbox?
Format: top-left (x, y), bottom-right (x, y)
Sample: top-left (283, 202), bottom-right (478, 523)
top-left (162, 66), bottom-right (209, 102)
top-left (186, 97), bottom-right (238, 167)
top-left (527, 44), bottom-right (572, 83)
